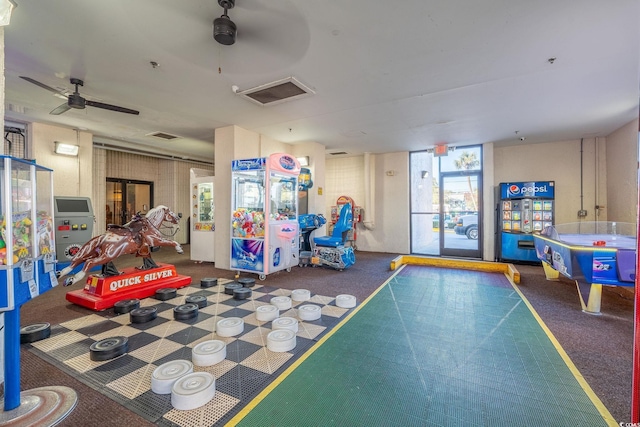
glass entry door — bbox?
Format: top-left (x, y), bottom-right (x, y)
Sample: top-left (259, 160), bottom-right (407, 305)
top-left (440, 173), bottom-right (481, 258)
top-left (106, 179), bottom-right (153, 226)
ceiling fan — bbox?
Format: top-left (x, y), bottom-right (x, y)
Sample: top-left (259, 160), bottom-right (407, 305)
top-left (19, 76), bottom-right (140, 116)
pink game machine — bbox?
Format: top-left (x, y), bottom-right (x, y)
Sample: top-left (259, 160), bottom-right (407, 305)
top-left (231, 153), bottom-right (301, 280)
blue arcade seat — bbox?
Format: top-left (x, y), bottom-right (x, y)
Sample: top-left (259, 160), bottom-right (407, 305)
top-left (314, 203), bottom-right (353, 248)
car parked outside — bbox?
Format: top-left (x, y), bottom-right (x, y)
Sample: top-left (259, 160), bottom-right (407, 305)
top-left (454, 214), bottom-right (478, 239)
top-left (432, 214), bottom-right (455, 229)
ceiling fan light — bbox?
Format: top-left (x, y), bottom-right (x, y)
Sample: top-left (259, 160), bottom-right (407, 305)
top-left (213, 15), bottom-right (236, 45)
top-left (68, 93), bottom-right (85, 109)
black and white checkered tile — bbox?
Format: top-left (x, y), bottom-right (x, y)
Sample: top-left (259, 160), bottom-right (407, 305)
top-left (24, 280), bottom-right (352, 426)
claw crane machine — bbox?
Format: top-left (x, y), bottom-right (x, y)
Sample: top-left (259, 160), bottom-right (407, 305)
top-left (231, 153), bottom-right (301, 280)
top-left (190, 168), bottom-right (214, 262)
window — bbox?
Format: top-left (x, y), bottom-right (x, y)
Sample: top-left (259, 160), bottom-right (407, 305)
top-left (4, 121), bottom-right (27, 158)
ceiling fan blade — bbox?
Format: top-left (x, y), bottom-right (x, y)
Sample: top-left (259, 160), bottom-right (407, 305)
top-left (20, 76), bottom-right (68, 99)
top-left (50, 103), bottom-right (71, 115)
top-left (85, 100), bottom-right (140, 115)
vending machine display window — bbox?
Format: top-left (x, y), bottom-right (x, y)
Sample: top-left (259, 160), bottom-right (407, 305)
top-left (496, 181), bottom-right (555, 263)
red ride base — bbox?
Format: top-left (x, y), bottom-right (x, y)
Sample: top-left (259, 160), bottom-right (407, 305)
top-left (65, 263), bottom-right (191, 311)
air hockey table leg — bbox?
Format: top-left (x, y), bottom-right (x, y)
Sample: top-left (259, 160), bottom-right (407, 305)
top-left (542, 262), bottom-right (560, 281)
top-left (575, 280), bottom-right (602, 315)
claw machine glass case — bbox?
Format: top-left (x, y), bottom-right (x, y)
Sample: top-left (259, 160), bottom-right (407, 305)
top-left (496, 181), bottom-right (554, 263)
top-left (190, 169), bottom-right (214, 262)
top-left (231, 153), bottom-right (300, 280)
top-left (0, 156), bottom-right (56, 311)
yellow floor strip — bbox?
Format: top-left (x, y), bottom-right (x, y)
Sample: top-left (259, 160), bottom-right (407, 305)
top-left (391, 254), bottom-right (520, 283)
top-left (225, 264), bottom-right (407, 426)
top-left (506, 272), bottom-right (617, 426)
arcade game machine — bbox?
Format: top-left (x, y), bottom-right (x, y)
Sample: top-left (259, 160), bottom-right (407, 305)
top-left (231, 153), bottom-right (301, 280)
top-left (297, 166), bottom-right (326, 266)
top-left (190, 169), bottom-right (215, 262)
top-left (54, 196), bottom-right (94, 272)
top-left (496, 181), bottom-right (555, 263)
top-left (329, 195), bottom-right (362, 249)
top-left (298, 167), bottom-right (312, 215)
top-left (0, 155), bottom-right (77, 423)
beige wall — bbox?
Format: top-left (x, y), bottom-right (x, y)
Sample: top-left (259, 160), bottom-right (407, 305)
top-left (325, 152), bottom-right (411, 254)
top-left (494, 138), bottom-right (607, 225)
top-left (31, 123), bottom-right (93, 198)
top-left (29, 124), bottom-right (212, 245)
top-left (23, 118), bottom-right (640, 267)
top-left (606, 119), bottom-right (639, 223)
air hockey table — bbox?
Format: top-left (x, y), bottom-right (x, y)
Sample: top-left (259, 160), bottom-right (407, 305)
top-left (532, 221), bottom-right (636, 314)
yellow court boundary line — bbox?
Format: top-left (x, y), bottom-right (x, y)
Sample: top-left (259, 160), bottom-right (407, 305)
top-left (225, 264), bottom-right (407, 426)
top-left (506, 273), bottom-right (617, 426)
top-left (391, 254), bottom-right (520, 284)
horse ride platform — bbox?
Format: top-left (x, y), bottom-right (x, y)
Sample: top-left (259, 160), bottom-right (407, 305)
top-left (66, 263), bottom-right (191, 311)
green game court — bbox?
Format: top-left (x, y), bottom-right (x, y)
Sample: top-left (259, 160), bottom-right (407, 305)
top-left (231, 265), bottom-right (615, 427)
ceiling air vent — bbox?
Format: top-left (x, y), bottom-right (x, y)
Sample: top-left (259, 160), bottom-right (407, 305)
top-left (146, 131), bottom-right (179, 140)
top-left (329, 151), bottom-right (349, 156)
top-left (236, 77), bottom-right (314, 106)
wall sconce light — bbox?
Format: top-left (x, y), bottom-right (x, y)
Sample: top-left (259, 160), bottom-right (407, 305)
top-left (421, 171), bottom-right (429, 179)
top-left (54, 141), bottom-right (79, 156)
top-left (0, 0), bottom-right (16, 27)
top-left (296, 156), bottom-right (309, 166)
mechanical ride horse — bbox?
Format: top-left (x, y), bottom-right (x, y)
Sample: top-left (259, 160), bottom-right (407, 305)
top-left (60, 205), bottom-right (190, 310)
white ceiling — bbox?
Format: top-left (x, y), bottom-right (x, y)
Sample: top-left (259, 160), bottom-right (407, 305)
top-left (3, 0), bottom-right (639, 163)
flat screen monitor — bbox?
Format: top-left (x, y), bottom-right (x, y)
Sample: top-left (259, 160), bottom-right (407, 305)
top-left (54, 197), bottom-right (92, 214)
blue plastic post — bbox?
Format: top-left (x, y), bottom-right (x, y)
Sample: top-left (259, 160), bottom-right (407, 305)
top-left (4, 307), bottom-right (21, 410)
